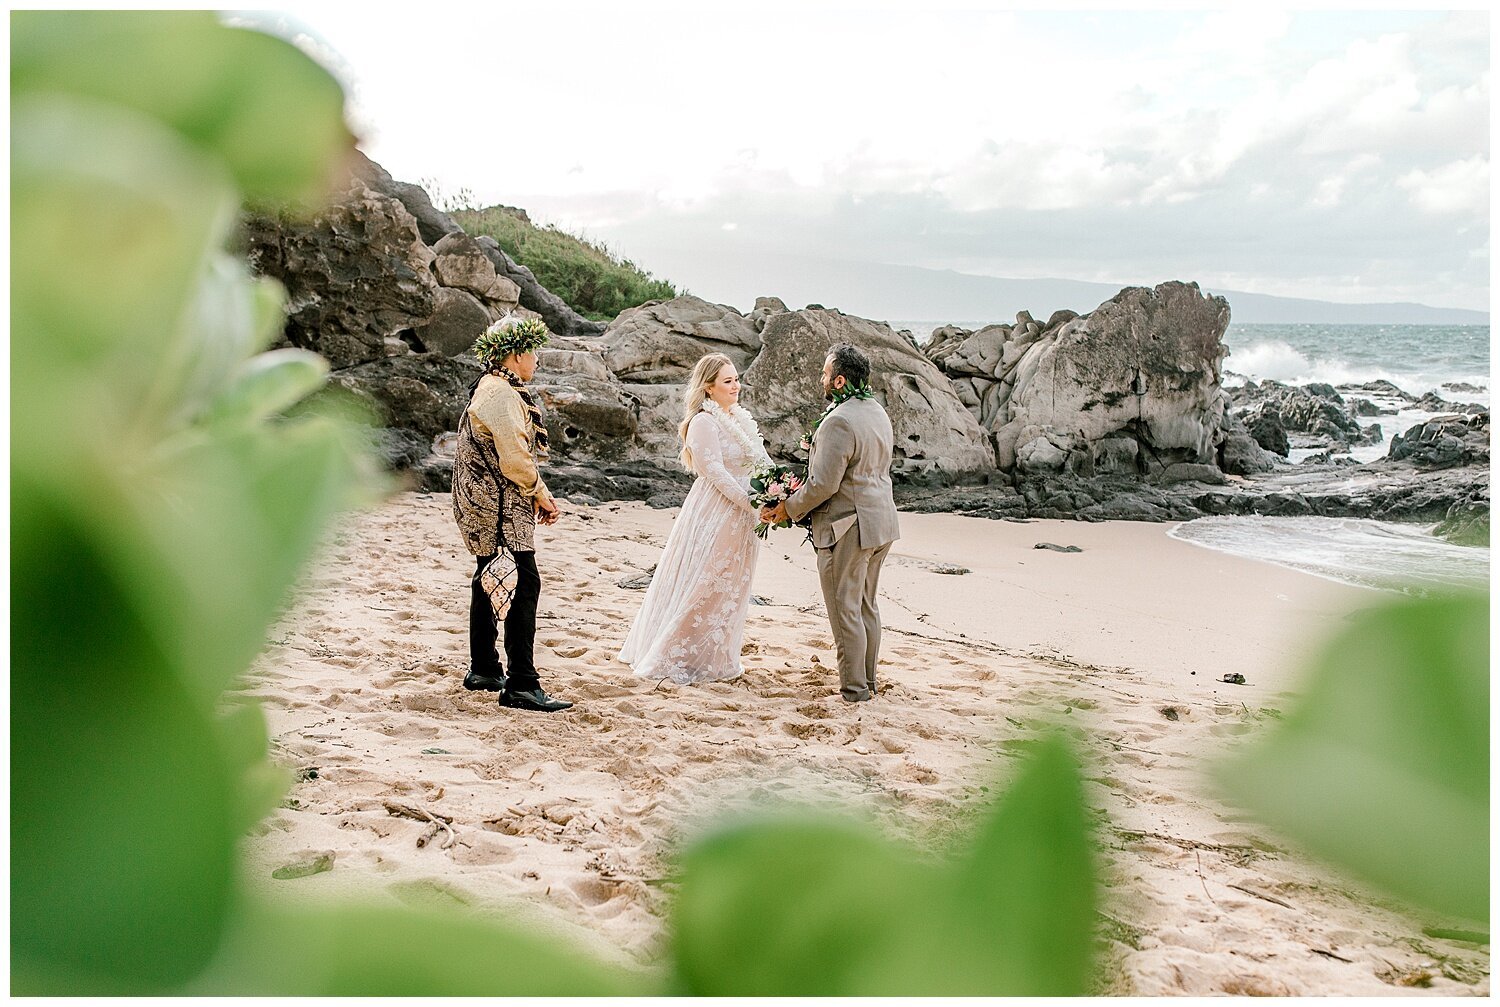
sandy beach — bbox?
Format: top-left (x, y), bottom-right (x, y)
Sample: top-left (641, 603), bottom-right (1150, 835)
top-left (237, 491), bottom-right (1489, 995)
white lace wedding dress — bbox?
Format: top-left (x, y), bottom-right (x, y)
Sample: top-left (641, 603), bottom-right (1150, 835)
top-left (618, 404), bottom-right (767, 683)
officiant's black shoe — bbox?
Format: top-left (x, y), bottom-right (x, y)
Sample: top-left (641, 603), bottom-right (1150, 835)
top-left (499, 688), bottom-right (573, 713)
top-left (463, 671), bottom-right (506, 692)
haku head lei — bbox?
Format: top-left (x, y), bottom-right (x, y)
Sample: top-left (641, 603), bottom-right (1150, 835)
top-left (471, 314), bottom-right (551, 369)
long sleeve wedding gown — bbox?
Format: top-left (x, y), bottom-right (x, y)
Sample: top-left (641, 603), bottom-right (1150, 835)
top-left (618, 409), bottom-right (761, 683)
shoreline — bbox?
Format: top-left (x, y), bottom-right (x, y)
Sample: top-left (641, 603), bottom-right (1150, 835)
top-left (238, 493), bottom-right (1489, 995)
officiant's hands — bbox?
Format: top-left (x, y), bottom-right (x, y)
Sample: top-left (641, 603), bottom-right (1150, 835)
top-left (537, 494), bottom-right (561, 526)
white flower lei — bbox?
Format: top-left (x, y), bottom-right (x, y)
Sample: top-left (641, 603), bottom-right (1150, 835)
top-left (701, 400), bottom-right (773, 469)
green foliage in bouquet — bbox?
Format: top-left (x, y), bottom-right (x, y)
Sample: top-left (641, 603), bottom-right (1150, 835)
top-left (10, 11), bottom-right (1104, 997)
top-left (1213, 590), bottom-right (1489, 925)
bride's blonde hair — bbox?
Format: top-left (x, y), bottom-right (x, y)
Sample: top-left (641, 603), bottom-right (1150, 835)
top-left (679, 352), bottom-right (735, 471)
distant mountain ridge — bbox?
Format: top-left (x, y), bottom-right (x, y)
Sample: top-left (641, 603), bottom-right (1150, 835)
top-left (624, 247), bottom-right (1488, 326)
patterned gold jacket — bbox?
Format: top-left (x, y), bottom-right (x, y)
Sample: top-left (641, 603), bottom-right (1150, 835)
top-left (452, 373), bottom-right (550, 555)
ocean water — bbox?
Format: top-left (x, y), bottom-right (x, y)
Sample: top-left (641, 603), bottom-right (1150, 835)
top-left (1169, 516), bottom-right (1489, 595)
top-left (893, 319), bottom-right (1492, 584)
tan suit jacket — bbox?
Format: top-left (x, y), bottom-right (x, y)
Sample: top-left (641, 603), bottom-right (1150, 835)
top-left (784, 397), bottom-right (900, 549)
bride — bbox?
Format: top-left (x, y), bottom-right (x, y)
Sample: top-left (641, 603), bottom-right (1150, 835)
top-left (619, 352), bottom-right (772, 683)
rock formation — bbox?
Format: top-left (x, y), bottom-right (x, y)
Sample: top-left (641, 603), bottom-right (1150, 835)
top-left (742, 307), bottom-right (997, 480)
top-left (927, 283), bottom-right (1232, 484)
top-left (241, 155), bottom-right (1488, 538)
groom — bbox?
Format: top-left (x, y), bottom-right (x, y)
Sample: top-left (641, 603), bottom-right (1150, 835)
top-left (762, 343), bottom-right (900, 703)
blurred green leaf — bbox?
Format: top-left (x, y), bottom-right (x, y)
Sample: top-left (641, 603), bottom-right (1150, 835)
top-left (1214, 591), bottom-right (1488, 923)
top-left (132, 416), bottom-right (371, 705)
top-left (201, 348), bottom-right (331, 427)
top-left (186, 900), bottom-right (649, 995)
top-left (937, 733), bottom-right (1096, 993)
top-left (11, 10), bottom-right (353, 205)
top-left (144, 259), bottom-right (290, 432)
top-left (670, 735), bottom-right (1096, 995)
top-left (217, 701), bottom-right (291, 835)
top-left (11, 93), bottom-right (236, 398)
top-left (12, 484), bottom-right (238, 993)
top-left (672, 818), bottom-right (927, 994)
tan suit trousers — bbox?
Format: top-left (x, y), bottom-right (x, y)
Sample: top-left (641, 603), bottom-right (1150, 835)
top-left (815, 523), bottom-right (893, 702)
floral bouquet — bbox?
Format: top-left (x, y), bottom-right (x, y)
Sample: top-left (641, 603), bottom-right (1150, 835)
top-left (750, 463), bottom-right (805, 540)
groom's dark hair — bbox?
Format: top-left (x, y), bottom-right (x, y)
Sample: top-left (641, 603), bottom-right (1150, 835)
top-left (826, 343), bottom-right (870, 388)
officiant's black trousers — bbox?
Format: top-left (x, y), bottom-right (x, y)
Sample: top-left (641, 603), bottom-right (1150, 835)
top-left (469, 551), bottom-right (541, 692)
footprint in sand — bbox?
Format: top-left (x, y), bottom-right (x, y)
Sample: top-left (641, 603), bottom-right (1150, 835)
top-left (782, 720), bottom-right (834, 741)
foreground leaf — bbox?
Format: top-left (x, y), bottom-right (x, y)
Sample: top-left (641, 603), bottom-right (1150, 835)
top-left (12, 10), bottom-right (352, 205)
top-left (1213, 591), bottom-right (1488, 922)
top-left (187, 900), bottom-right (649, 995)
top-left (11, 485), bottom-right (237, 992)
top-left (670, 735), bottom-right (1097, 995)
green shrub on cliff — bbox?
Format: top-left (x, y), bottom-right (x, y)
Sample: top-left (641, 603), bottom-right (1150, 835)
top-left (452, 204), bottom-right (678, 322)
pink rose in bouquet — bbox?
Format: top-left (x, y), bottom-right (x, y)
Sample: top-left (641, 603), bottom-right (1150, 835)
top-left (749, 463), bottom-right (809, 540)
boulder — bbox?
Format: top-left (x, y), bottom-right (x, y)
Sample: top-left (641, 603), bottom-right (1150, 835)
top-left (740, 306), bottom-right (997, 479)
top-left (533, 376), bottom-right (642, 460)
top-left (600, 295), bottom-right (764, 382)
top-left (351, 150), bottom-right (465, 246)
top-left (747, 296), bottom-right (789, 332)
top-left (1442, 381), bottom-right (1485, 395)
top-left (242, 180), bottom-right (437, 368)
top-left (1242, 404), bottom-right (1290, 456)
top-left (1414, 391), bottom-right (1487, 415)
top-left (330, 352), bottom-right (480, 440)
top-left (1340, 379), bottom-right (1415, 403)
top-left (1388, 413), bottom-right (1489, 470)
top-left (432, 231), bottom-right (502, 297)
top-left (1218, 412), bottom-right (1278, 474)
top-left (994, 282), bottom-right (1231, 477)
top-left (415, 287), bottom-right (491, 357)
top-left (1436, 498), bottom-right (1489, 546)
top-left (620, 383), bottom-right (688, 460)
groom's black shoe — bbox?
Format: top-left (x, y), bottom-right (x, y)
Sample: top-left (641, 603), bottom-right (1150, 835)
top-left (499, 687), bottom-right (573, 713)
top-left (463, 671), bottom-right (506, 692)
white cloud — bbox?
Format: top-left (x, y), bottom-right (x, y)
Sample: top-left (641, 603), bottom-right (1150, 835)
top-left (1398, 156), bottom-right (1490, 215)
top-left (253, 8), bottom-right (1486, 310)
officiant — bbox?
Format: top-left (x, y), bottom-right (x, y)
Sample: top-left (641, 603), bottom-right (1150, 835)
top-left (451, 314), bottom-right (573, 713)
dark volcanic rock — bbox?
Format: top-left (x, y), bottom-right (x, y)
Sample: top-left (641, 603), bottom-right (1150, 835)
top-left (1242, 404), bottom-right (1290, 456)
top-left (351, 150), bottom-right (464, 246)
top-left (415, 287), bottom-right (491, 357)
top-left (243, 181), bottom-right (437, 368)
top-left (1341, 379), bottom-right (1416, 402)
top-left (1388, 413), bottom-right (1489, 469)
top-left (330, 352), bottom-right (480, 439)
top-left (1436, 498), bottom-right (1490, 546)
top-left (541, 461), bottom-right (692, 507)
top-left (1413, 391), bottom-right (1487, 415)
top-left (1218, 412), bottom-right (1279, 474)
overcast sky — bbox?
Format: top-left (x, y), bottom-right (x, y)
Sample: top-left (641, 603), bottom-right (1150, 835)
top-left (245, 5), bottom-right (1490, 314)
